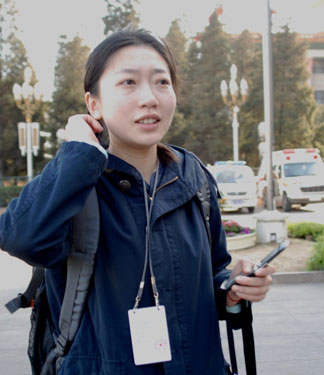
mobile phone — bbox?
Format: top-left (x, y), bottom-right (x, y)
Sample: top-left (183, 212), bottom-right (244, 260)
top-left (96, 119), bottom-right (109, 149)
top-left (87, 111), bottom-right (109, 149)
top-left (220, 239), bottom-right (290, 292)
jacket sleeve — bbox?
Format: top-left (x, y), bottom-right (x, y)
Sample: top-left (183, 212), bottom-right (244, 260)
top-left (208, 173), bottom-right (231, 287)
top-left (207, 174), bottom-right (253, 326)
top-left (0, 141), bottom-right (107, 268)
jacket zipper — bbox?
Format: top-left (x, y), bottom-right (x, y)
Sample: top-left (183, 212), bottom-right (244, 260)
top-left (154, 176), bottom-right (179, 195)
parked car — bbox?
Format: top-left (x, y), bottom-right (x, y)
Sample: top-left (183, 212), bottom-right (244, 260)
top-left (257, 148), bottom-right (324, 211)
top-left (207, 161), bottom-right (258, 213)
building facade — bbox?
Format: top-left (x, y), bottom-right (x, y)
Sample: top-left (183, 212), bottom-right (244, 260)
top-left (303, 32), bottom-right (324, 105)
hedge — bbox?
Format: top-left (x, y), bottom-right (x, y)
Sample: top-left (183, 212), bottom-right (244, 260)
top-left (288, 222), bottom-right (324, 241)
top-left (307, 235), bottom-right (324, 271)
top-left (288, 222), bottom-right (324, 271)
top-left (0, 186), bottom-right (23, 207)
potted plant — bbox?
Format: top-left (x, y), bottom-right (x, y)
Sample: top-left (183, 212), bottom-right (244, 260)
top-left (222, 219), bottom-right (256, 251)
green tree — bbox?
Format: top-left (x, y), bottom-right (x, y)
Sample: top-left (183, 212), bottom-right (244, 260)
top-left (102, 0), bottom-right (140, 35)
top-left (183, 38), bottom-right (202, 122)
top-left (48, 35), bottom-right (90, 155)
top-left (230, 30), bottom-right (264, 168)
top-left (272, 26), bottom-right (316, 149)
top-left (184, 10), bottom-right (232, 163)
top-left (313, 104), bottom-right (324, 155)
top-left (226, 27), bottom-right (318, 167)
top-left (0, 0), bottom-right (29, 179)
top-left (164, 19), bottom-right (188, 146)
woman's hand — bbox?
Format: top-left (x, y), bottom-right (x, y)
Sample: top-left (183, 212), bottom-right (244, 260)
top-left (64, 114), bottom-right (103, 144)
top-left (226, 258), bottom-right (275, 307)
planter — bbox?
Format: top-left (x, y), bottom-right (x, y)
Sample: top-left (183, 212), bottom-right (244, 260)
top-left (226, 232), bottom-right (256, 251)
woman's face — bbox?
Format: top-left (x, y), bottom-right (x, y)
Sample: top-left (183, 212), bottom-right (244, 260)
top-left (89, 45), bottom-right (177, 155)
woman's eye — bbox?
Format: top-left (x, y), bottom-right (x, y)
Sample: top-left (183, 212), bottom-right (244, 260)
top-left (122, 79), bottom-right (135, 86)
top-left (158, 79), bottom-right (170, 86)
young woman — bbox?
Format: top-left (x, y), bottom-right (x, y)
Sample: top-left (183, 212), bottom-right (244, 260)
top-left (0, 29), bottom-right (274, 374)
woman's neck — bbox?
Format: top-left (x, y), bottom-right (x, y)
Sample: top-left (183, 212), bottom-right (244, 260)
top-left (108, 144), bottom-right (158, 182)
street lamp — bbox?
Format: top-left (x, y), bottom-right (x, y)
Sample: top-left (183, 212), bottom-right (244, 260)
top-left (13, 67), bottom-right (42, 182)
top-left (220, 64), bottom-right (248, 161)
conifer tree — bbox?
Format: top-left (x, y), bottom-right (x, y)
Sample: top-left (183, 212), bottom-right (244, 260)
top-left (163, 20), bottom-right (188, 146)
top-left (102, 0), bottom-right (140, 35)
top-left (230, 30), bottom-right (264, 167)
top-left (272, 26), bottom-right (316, 149)
top-left (48, 36), bottom-right (90, 155)
top-left (313, 105), bottom-right (324, 155)
top-left (184, 10), bottom-right (232, 163)
top-left (0, 0), bottom-right (29, 178)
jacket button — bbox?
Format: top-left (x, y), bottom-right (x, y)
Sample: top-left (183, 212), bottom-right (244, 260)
top-left (119, 180), bottom-right (131, 192)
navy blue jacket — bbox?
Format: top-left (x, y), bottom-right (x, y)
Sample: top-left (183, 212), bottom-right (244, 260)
top-left (1, 142), bottom-right (237, 374)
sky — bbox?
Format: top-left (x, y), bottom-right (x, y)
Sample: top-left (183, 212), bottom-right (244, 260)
top-left (12, 0), bottom-right (324, 100)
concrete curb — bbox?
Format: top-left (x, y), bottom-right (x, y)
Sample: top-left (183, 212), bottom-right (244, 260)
top-left (272, 270), bottom-right (324, 284)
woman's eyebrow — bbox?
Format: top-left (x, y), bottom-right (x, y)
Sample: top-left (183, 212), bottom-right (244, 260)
top-left (115, 68), bottom-right (168, 75)
top-left (153, 68), bottom-right (168, 74)
top-left (115, 68), bottom-right (139, 74)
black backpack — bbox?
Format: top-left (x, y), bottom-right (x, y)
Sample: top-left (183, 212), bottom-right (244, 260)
top-left (5, 171), bottom-right (256, 375)
top-left (6, 188), bottom-right (100, 374)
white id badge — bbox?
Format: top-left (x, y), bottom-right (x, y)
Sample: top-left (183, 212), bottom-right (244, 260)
top-left (128, 305), bottom-right (172, 365)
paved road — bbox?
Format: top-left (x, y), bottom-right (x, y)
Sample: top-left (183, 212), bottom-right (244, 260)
top-left (0, 252), bottom-right (32, 375)
top-left (1, 280), bottom-right (324, 374)
top-left (0, 252), bottom-right (32, 292)
top-left (220, 281), bottom-right (324, 375)
top-left (0, 289), bottom-right (31, 375)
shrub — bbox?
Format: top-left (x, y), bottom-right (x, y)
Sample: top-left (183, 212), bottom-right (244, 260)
top-left (307, 235), bottom-right (324, 271)
top-left (0, 186), bottom-right (23, 207)
top-left (288, 222), bottom-right (324, 241)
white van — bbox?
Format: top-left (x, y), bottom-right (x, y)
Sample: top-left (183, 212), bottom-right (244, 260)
top-left (258, 148), bottom-right (324, 211)
top-left (207, 161), bottom-right (258, 213)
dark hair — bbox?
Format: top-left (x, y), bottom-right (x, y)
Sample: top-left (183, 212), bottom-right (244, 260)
top-left (84, 29), bottom-right (178, 96)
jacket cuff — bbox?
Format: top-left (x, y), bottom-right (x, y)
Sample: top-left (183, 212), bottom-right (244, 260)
top-left (227, 300), bottom-right (253, 330)
top-left (215, 288), bottom-right (253, 330)
top-left (226, 303), bottom-right (241, 314)
top-left (58, 141), bottom-right (108, 171)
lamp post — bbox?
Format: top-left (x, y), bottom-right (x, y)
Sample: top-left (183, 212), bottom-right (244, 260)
top-left (13, 67), bottom-right (42, 182)
top-left (220, 64), bottom-right (248, 161)
top-left (262, 0), bottom-right (275, 211)
top-left (253, 0), bottom-right (288, 245)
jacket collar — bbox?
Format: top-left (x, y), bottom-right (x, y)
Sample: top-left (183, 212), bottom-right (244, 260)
top-left (104, 146), bottom-right (209, 220)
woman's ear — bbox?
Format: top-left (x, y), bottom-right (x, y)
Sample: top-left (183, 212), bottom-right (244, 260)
top-left (85, 92), bottom-right (102, 120)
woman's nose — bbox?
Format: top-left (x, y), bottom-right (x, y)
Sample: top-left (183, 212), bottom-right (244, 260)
top-left (138, 84), bottom-right (159, 107)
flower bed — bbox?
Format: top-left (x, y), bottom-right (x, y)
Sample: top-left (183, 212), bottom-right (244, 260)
top-left (222, 220), bottom-right (256, 251)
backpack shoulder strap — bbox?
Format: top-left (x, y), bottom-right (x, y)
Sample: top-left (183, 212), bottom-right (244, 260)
top-left (196, 168), bottom-right (212, 246)
top-left (54, 187), bottom-right (100, 357)
top-left (4, 188), bottom-right (100, 318)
